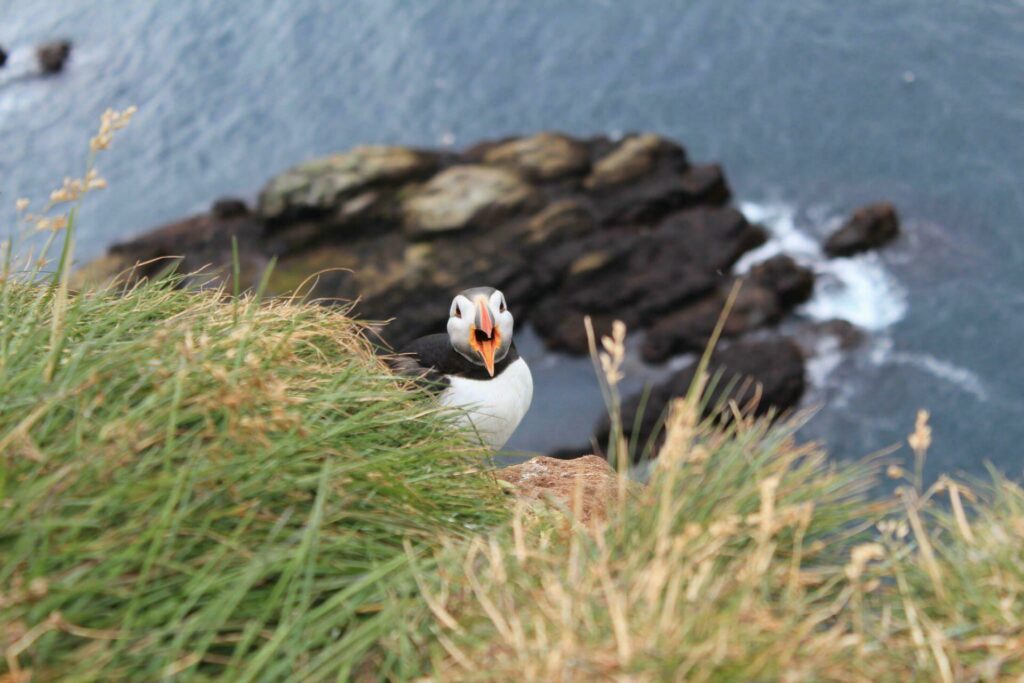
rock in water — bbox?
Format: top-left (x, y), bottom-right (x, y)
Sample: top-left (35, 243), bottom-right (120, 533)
top-left (36, 40), bottom-right (72, 74)
top-left (77, 130), bottom-right (843, 451)
top-left (749, 254), bottom-right (815, 307)
top-left (824, 202), bottom-right (900, 257)
top-left (598, 339), bottom-right (806, 460)
top-left (0, 46), bottom-right (8, 68)
top-left (641, 283), bottom-right (782, 362)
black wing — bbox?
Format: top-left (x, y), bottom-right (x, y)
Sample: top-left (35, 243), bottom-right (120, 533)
top-left (386, 333), bottom-right (452, 391)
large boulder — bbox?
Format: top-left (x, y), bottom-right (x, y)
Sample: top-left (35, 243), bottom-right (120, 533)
top-left (641, 283), bottom-right (781, 363)
top-left (522, 200), bottom-right (595, 246)
top-left (748, 254), bottom-right (814, 307)
top-left (258, 146), bottom-right (439, 225)
top-left (824, 202), bottom-right (900, 257)
top-left (402, 165), bottom-right (539, 237)
top-left (482, 132), bottom-right (590, 181)
top-left (583, 134), bottom-right (687, 190)
top-left (77, 132), bottom-right (827, 395)
top-left (595, 163), bottom-right (731, 224)
top-left (529, 207), bottom-right (766, 353)
top-left (596, 339), bottom-right (806, 460)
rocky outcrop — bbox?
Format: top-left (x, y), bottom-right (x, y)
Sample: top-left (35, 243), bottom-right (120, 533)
top-left (36, 40), bottom-right (71, 74)
top-left (825, 202), bottom-right (900, 257)
top-left (82, 132), bottom-right (752, 353)
top-left (589, 339), bottom-right (806, 461)
top-left (77, 132), bottom-right (901, 457)
top-left (496, 455), bottom-right (627, 524)
top-left (641, 256), bottom-right (813, 363)
top-left (258, 145), bottom-right (440, 226)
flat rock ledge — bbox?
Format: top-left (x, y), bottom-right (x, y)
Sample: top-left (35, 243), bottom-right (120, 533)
top-left (496, 455), bottom-right (626, 525)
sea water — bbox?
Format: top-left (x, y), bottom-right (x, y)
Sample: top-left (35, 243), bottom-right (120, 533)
top-left (2, 0), bottom-right (1022, 478)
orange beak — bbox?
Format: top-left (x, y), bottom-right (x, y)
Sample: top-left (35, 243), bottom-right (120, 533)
top-left (470, 298), bottom-right (499, 376)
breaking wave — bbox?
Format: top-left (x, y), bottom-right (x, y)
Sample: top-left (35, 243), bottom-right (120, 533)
top-left (735, 200), bottom-right (907, 330)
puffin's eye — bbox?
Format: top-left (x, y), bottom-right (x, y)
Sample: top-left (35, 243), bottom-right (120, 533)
top-left (453, 306), bottom-right (461, 318)
top-left (499, 300), bottom-right (506, 313)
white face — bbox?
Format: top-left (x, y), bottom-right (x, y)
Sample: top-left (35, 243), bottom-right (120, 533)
top-left (447, 288), bottom-right (514, 376)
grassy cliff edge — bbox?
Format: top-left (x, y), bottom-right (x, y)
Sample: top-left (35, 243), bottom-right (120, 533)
top-left (2, 274), bottom-right (1022, 681)
top-left (0, 277), bottom-right (506, 680)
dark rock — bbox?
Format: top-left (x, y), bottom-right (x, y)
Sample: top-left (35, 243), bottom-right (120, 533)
top-left (749, 255), bottom-right (814, 307)
top-left (641, 282), bottom-right (782, 363)
top-left (526, 207), bottom-right (766, 354)
top-left (599, 339), bottom-right (806, 459)
top-left (595, 163), bottom-right (732, 225)
top-left (102, 209), bottom-right (267, 288)
top-left (0, 46), bottom-right (8, 69)
top-left (583, 134), bottom-right (687, 190)
top-left (635, 256), bottom-right (813, 361)
top-left (36, 40), bottom-right (71, 74)
top-left (211, 197), bottom-right (249, 220)
top-left (79, 133), bottom-right (805, 371)
top-left (531, 305), bottom-right (638, 356)
top-left (824, 202), bottom-right (900, 257)
top-left (791, 319), bottom-right (865, 357)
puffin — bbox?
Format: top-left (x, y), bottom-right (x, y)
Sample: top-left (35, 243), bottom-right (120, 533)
top-left (389, 286), bottom-right (533, 450)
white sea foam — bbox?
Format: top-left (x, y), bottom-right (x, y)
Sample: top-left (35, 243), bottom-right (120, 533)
top-left (869, 338), bottom-right (989, 402)
top-left (736, 200), bottom-right (991, 403)
top-left (736, 200), bottom-right (907, 331)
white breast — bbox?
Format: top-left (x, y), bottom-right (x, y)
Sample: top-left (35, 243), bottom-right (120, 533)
top-left (439, 357), bottom-right (533, 450)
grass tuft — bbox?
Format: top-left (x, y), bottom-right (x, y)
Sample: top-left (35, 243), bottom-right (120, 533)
top-left (0, 276), bottom-right (506, 681)
top-left (408, 325), bottom-right (1024, 682)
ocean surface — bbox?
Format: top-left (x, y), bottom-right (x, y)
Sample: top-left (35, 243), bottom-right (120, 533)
top-left (2, 1), bottom-right (1022, 479)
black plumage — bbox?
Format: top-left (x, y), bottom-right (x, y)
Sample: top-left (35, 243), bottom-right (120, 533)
top-left (388, 333), bottom-right (520, 389)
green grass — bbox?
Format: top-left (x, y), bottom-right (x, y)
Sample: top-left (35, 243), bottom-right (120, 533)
top-left (0, 275), bottom-right (506, 681)
top-left (393, 312), bottom-right (1024, 681)
top-left (5, 111), bottom-right (1024, 681)
top-left (409, 413), bottom-right (1024, 681)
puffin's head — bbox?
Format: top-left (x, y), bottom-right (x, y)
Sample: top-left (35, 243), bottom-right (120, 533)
top-left (447, 286), bottom-right (514, 376)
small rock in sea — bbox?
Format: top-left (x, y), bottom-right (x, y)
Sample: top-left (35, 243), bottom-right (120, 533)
top-left (0, 46), bottom-right (8, 68)
top-left (749, 254), bottom-right (815, 307)
top-left (36, 39), bottom-right (72, 74)
top-left (824, 202), bottom-right (900, 257)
